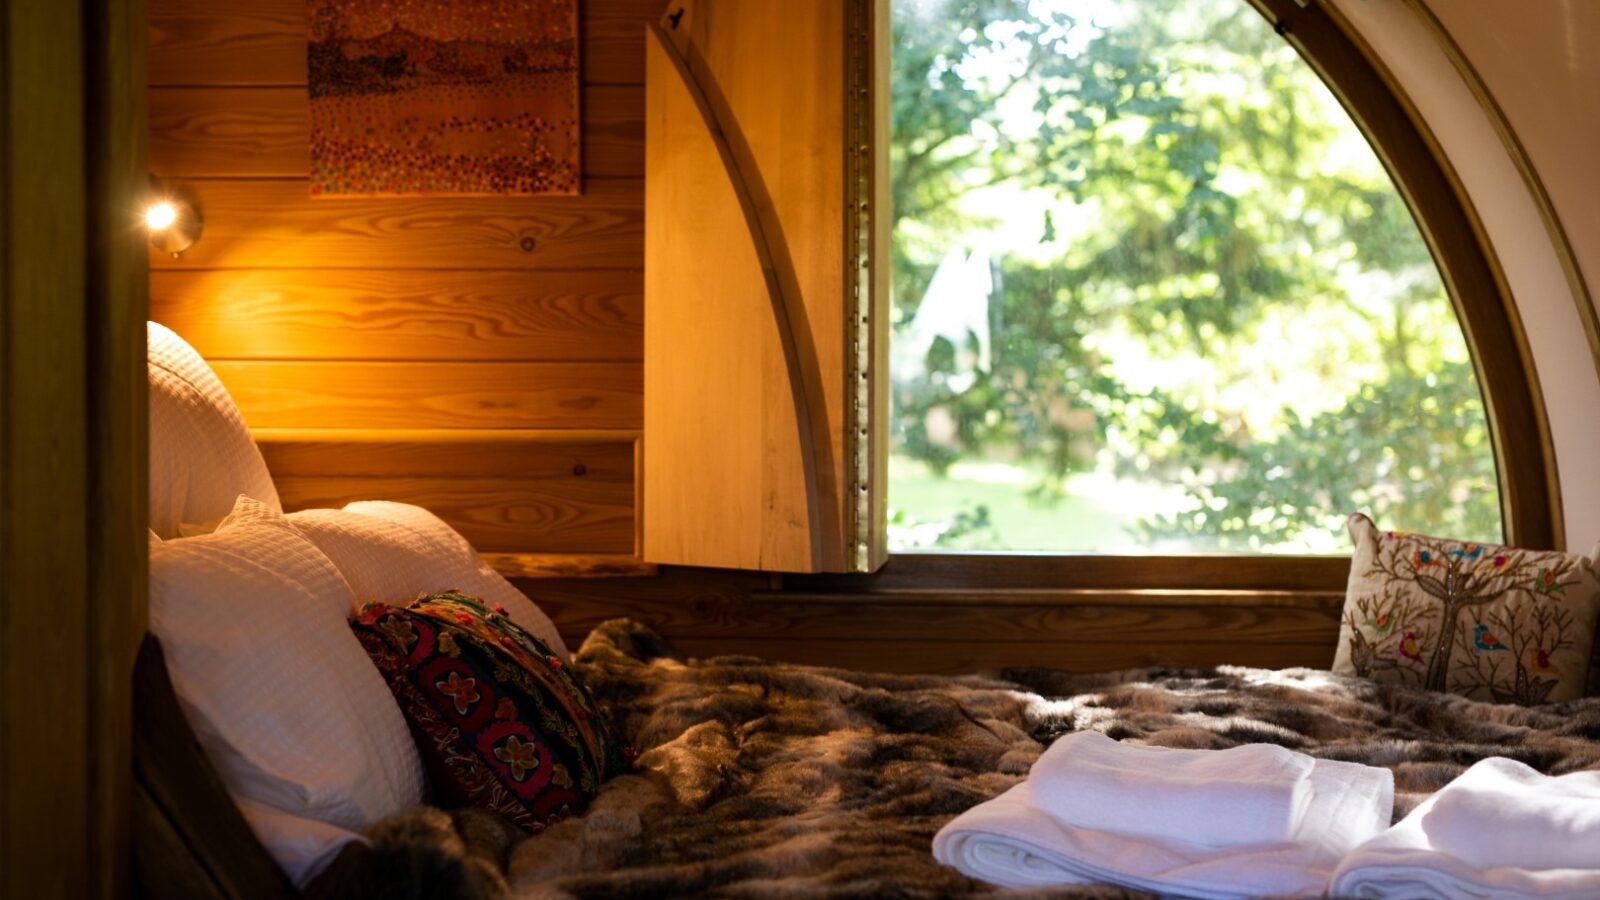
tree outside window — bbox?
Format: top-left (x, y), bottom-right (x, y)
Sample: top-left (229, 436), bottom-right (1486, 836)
top-left (888, 0), bottom-right (1502, 553)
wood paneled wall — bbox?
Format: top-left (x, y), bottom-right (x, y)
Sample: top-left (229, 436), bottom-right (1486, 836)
top-left (148, 0), bottom-right (659, 568)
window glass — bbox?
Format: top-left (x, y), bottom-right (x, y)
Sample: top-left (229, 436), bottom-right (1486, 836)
top-left (888, 0), bottom-right (1502, 553)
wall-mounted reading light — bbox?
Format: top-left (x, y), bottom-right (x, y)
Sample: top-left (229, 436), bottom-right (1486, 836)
top-left (144, 177), bottom-right (201, 258)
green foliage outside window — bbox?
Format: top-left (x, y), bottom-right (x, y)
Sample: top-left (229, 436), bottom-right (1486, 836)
top-left (888, 0), bottom-right (1502, 552)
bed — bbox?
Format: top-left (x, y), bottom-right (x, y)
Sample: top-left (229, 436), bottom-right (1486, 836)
top-left (137, 614), bottom-right (1600, 896)
top-left (381, 619), bottom-right (1597, 898)
top-left (135, 323), bottom-right (1600, 899)
top-left (138, 614), bottom-right (1600, 899)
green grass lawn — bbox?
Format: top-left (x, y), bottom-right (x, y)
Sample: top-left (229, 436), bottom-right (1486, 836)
top-left (887, 455), bottom-right (1190, 552)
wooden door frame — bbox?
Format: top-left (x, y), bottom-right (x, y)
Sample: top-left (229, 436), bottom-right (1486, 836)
top-left (1, 0), bottom-right (148, 896)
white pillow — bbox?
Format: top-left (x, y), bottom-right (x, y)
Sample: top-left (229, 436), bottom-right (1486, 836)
top-left (235, 798), bottom-right (364, 888)
top-left (286, 500), bottom-right (570, 660)
top-left (148, 322), bottom-right (280, 538)
top-left (149, 495), bottom-right (424, 884)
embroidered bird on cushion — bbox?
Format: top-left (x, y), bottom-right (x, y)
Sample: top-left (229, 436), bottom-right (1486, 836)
top-left (1534, 567), bottom-right (1567, 595)
top-left (1398, 631), bottom-right (1424, 663)
top-left (1448, 544), bottom-right (1485, 561)
top-left (1473, 624), bottom-right (1510, 652)
top-left (1362, 611), bottom-right (1395, 634)
top-left (1527, 645), bottom-right (1556, 674)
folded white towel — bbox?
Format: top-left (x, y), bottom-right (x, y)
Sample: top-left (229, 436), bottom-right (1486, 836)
top-left (1029, 731), bottom-right (1316, 847)
top-left (1425, 758), bottom-right (1600, 871)
top-left (1331, 758), bottom-right (1600, 900)
top-left (934, 744), bottom-right (1393, 899)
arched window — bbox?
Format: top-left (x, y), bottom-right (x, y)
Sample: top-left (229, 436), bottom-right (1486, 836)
top-left (887, 0), bottom-right (1557, 555)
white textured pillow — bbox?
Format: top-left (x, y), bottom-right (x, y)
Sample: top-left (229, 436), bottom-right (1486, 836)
top-left (148, 322), bottom-right (280, 539)
top-left (235, 798), bottom-right (363, 888)
top-left (149, 496), bottom-right (424, 884)
top-left (287, 500), bottom-right (570, 660)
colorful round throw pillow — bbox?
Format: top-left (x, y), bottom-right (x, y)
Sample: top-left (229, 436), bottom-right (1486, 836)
top-left (350, 591), bottom-right (621, 831)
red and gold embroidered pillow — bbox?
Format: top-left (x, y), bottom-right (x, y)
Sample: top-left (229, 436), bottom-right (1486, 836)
top-left (350, 591), bottom-right (622, 831)
top-left (1333, 513), bottom-right (1600, 704)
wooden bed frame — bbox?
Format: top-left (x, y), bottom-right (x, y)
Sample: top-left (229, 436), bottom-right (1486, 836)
top-left (133, 637), bottom-right (293, 900)
top-left (133, 636), bottom-right (378, 900)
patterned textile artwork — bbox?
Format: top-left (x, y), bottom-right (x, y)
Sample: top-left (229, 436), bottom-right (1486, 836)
top-left (307, 0), bottom-right (579, 195)
top-left (1334, 513), bottom-right (1600, 705)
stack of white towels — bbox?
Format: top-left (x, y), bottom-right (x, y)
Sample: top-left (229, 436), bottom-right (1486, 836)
top-left (934, 731), bottom-right (1600, 899)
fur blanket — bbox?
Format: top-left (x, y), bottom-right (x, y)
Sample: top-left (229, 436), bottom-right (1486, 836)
top-left (361, 618), bottom-right (1600, 899)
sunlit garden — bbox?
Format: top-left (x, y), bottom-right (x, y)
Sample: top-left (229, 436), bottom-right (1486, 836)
top-left (887, 0), bottom-right (1502, 553)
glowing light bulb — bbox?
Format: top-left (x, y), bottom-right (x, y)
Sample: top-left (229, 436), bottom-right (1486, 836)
top-left (145, 201), bottom-right (177, 231)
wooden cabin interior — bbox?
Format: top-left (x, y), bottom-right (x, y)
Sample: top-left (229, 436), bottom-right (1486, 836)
top-left (3, 0), bottom-right (1599, 896)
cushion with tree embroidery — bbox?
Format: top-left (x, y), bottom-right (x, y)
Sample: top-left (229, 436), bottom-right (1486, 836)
top-left (349, 591), bottom-right (623, 831)
top-left (1333, 513), bottom-right (1600, 704)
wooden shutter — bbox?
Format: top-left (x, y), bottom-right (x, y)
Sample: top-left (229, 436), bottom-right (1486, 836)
top-left (642, 0), bottom-right (889, 573)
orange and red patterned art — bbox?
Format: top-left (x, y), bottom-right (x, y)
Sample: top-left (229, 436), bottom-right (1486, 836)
top-left (307, 0), bottom-right (579, 196)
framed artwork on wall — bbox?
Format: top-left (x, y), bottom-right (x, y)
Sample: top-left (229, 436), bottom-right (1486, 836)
top-left (307, 0), bottom-right (580, 196)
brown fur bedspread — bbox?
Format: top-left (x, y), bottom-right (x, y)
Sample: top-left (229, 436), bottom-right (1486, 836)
top-left (368, 618), bottom-right (1600, 899)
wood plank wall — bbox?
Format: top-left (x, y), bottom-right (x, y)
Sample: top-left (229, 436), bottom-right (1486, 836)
top-left (147, 0), bottom-right (659, 566)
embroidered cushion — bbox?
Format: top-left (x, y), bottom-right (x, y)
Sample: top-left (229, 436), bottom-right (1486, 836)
top-left (350, 592), bottom-right (621, 831)
top-left (1333, 513), bottom-right (1600, 704)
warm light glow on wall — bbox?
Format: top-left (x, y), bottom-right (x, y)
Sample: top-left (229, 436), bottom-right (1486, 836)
top-left (144, 201), bottom-right (178, 232)
top-left (143, 179), bottom-right (201, 258)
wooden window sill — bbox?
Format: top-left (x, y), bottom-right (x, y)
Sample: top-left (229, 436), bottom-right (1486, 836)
top-left (483, 553), bottom-right (659, 579)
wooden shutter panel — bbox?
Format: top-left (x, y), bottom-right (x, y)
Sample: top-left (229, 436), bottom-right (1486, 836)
top-left (642, 0), bottom-right (888, 573)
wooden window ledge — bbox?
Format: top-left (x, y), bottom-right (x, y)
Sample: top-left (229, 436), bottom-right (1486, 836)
top-left (482, 553), bottom-right (658, 579)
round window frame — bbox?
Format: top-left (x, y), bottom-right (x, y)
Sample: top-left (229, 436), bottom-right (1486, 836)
top-left (1245, 0), bottom-right (1560, 551)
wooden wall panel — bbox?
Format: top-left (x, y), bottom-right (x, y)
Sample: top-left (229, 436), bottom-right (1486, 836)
top-left (276, 476), bottom-right (634, 553)
top-left (254, 429), bottom-right (639, 476)
top-left (147, 179), bottom-right (642, 271)
top-left (150, 86), bottom-right (642, 179)
top-left (148, 269), bottom-right (640, 361)
top-left (260, 432), bottom-right (638, 555)
top-left (211, 361), bottom-right (641, 429)
top-left (149, 87), bottom-right (304, 177)
top-left (148, 0), bottom-right (657, 567)
top-left (149, 0), bottom-right (658, 87)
